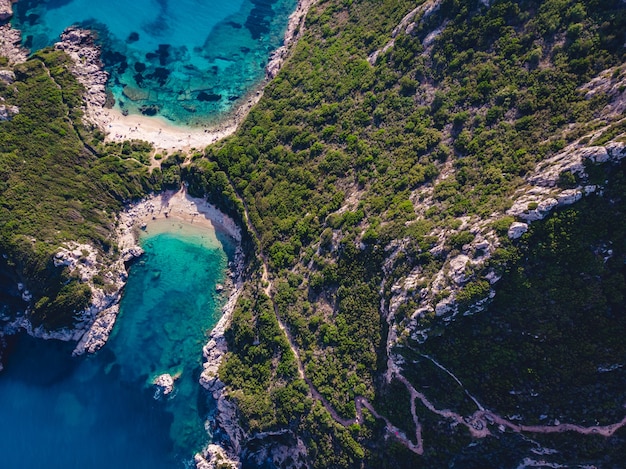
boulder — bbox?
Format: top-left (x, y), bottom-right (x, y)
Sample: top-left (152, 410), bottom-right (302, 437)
top-left (579, 146), bottom-right (610, 164)
top-left (153, 373), bottom-right (176, 396)
top-left (0, 104), bottom-right (18, 121)
top-left (556, 189), bottom-right (582, 206)
top-left (449, 254), bottom-right (470, 285)
top-left (0, 69), bottom-right (15, 84)
top-left (606, 141), bottom-right (626, 161)
top-left (508, 222), bottom-right (528, 239)
top-left (122, 85), bottom-right (149, 102)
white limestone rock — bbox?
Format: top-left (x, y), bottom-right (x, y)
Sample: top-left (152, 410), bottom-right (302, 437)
top-left (54, 28), bottom-right (109, 123)
top-left (72, 305), bottom-right (118, 355)
top-left (579, 146), bottom-right (610, 164)
top-left (195, 445), bottom-right (239, 469)
top-left (0, 25), bottom-right (28, 65)
top-left (556, 189), bottom-right (582, 206)
top-left (508, 222), bottom-right (528, 240)
top-left (0, 69), bottom-right (15, 84)
top-left (153, 373), bottom-right (176, 396)
top-left (122, 246), bottom-right (144, 263)
top-left (0, 104), bottom-right (19, 121)
top-left (0, 0), bottom-right (13, 21)
top-left (449, 254), bottom-right (470, 285)
top-left (606, 141), bottom-right (626, 161)
top-left (435, 297), bottom-right (456, 316)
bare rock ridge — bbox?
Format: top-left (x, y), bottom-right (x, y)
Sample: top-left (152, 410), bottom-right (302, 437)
top-left (388, 65), bottom-right (626, 350)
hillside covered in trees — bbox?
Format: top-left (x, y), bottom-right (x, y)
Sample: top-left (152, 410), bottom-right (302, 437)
top-left (2, 0), bottom-right (626, 467)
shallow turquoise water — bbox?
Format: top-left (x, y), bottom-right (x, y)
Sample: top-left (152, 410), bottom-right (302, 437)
top-left (12, 0), bottom-right (297, 125)
top-left (0, 220), bottom-right (233, 467)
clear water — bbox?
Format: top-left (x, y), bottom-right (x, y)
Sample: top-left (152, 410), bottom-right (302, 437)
top-left (0, 220), bottom-right (234, 467)
top-left (12, 0), bottom-right (297, 125)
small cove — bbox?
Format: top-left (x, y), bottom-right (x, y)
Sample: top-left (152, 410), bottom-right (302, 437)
top-left (0, 218), bottom-right (234, 467)
top-left (12, 0), bottom-right (298, 126)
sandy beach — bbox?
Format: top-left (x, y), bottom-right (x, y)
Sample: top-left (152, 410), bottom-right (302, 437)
top-left (87, 0), bottom-right (316, 152)
top-left (95, 87), bottom-right (264, 152)
top-left (117, 187), bottom-right (242, 253)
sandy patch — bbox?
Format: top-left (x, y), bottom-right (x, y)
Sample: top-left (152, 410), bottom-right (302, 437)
top-left (117, 186), bottom-right (241, 252)
top-left (95, 87), bottom-right (264, 153)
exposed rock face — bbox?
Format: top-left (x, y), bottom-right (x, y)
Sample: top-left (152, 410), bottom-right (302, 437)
top-left (0, 24), bottom-right (28, 65)
top-left (153, 373), bottom-right (176, 396)
top-left (266, 0), bottom-right (314, 79)
top-left (44, 241), bottom-right (142, 356)
top-left (387, 64), bottom-right (626, 348)
top-left (367, 0), bottom-right (443, 65)
top-left (195, 445), bottom-right (239, 469)
top-left (197, 246), bottom-right (246, 467)
top-left (508, 222), bottom-right (529, 240)
top-left (0, 69), bottom-right (15, 84)
top-left (0, 104), bottom-right (18, 121)
top-left (0, 0), bottom-right (13, 21)
top-left (241, 431), bottom-right (309, 468)
top-left (54, 28), bottom-right (109, 126)
top-left (73, 305), bottom-right (119, 355)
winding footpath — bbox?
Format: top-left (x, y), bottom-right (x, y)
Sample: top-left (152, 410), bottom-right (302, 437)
top-left (233, 173), bottom-right (626, 456)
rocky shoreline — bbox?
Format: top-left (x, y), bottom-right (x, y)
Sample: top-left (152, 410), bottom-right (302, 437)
top-left (0, 0), bottom-right (14, 22)
top-left (266, 0), bottom-right (316, 79)
top-left (1, 1), bottom-right (315, 464)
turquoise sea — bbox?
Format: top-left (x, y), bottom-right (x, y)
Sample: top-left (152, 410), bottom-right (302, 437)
top-left (0, 220), bottom-right (234, 467)
top-left (12, 0), bottom-right (297, 125)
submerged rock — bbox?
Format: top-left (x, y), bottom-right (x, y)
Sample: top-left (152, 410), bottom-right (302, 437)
top-left (139, 104), bottom-right (159, 116)
top-left (197, 92), bottom-right (222, 102)
top-left (122, 85), bottom-right (149, 102)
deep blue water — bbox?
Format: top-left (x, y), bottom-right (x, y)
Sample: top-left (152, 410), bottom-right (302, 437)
top-left (0, 220), bottom-right (233, 467)
top-left (12, 0), bottom-right (297, 125)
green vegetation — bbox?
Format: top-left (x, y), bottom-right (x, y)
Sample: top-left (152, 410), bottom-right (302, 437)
top-left (0, 49), bottom-right (159, 328)
top-left (1, 0), bottom-right (626, 466)
top-left (415, 161), bottom-right (626, 426)
top-left (196, 0), bottom-right (626, 466)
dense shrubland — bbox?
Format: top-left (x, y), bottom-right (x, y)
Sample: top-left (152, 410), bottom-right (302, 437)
top-left (192, 0), bottom-right (626, 466)
top-left (0, 49), bottom-right (158, 328)
top-left (1, 0), bottom-right (626, 466)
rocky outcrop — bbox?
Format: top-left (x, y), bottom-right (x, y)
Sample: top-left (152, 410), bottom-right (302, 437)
top-left (387, 64), bottom-right (626, 347)
top-left (0, 69), bottom-right (15, 84)
top-left (507, 222), bottom-right (528, 240)
top-left (0, 24), bottom-right (28, 65)
top-left (266, 0), bottom-right (315, 79)
top-left (0, 104), bottom-right (18, 121)
top-left (241, 431), bottom-right (309, 468)
top-left (153, 373), bottom-right (176, 396)
top-left (197, 246), bottom-right (245, 467)
top-left (72, 305), bottom-right (119, 355)
top-left (54, 28), bottom-right (109, 126)
top-left (368, 0), bottom-right (443, 65)
top-left (195, 445), bottom-right (239, 469)
top-left (507, 141), bottom-right (626, 224)
top-left (0, 0), bottom-right (14, 22)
